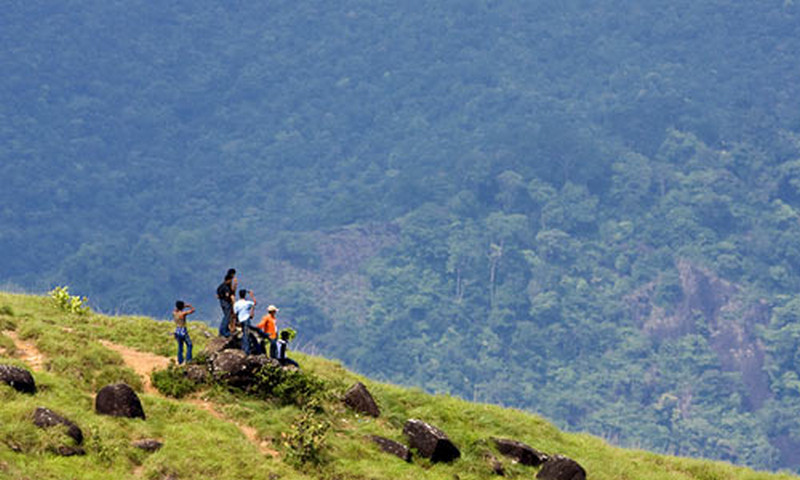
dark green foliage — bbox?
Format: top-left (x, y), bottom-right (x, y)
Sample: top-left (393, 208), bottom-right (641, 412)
top-left (151, 363), bottom-right (205, 399)
top-left (253, 363), bottom-right (327, 407)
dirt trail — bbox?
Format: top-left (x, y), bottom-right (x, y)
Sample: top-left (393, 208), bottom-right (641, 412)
top-left (100, 340), bottom-right (278, 457)
top-left (3, 330), bottom-right (46, 371)
top-left (100, 340), bottom-right (169, 394)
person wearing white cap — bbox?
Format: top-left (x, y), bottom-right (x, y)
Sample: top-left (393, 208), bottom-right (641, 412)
top-left (256, 305), bottom-right (279, 358)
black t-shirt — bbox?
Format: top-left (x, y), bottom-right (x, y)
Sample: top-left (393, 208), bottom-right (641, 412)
top-left (217, 282), bottom-right (233, 306)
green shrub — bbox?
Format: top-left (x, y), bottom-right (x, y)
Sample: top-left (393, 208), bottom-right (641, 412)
top-left (0, 304), bottom-right (14, 317)
top-left (48, 286), bottom-right (90, 315)
top-left (283, 401), bottom-right (330, 467)
top-left (151, 363), bottom-right (204, 398)
top-left (253, 363), bottom-right (327, 407)
top-left (86, 424), bottom-right (123, 466)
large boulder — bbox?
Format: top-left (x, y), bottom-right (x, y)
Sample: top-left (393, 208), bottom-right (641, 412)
top-left (33, 407), bottom-right (83, 445)
top-left (344, 382), bottom-right (380, 417)
top-left (95, 383), bottom-right (145, 420)
top-left (492, 437), bottom-right (547, 466)
top-left (403, 419), bottom-right (460, 463)
top-left (369, 435), bottom-right (412, 462)
top-left (536, 455), bottom-right (586, 480)
top-left (0, 364), bottom-right (36, 394)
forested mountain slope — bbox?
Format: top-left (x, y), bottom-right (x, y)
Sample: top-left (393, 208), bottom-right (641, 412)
top-left (3, 0), bottom-right (800, 471)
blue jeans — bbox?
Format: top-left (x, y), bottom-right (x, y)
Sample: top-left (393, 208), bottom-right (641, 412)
top-left (175, 327), bottom-right (193, 364)
top-left (241, 320), bottom-right (252, 355)
top-left (218, 302), bottom-right (233, 337)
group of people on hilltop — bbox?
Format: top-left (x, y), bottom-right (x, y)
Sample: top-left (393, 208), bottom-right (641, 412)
top-left (170, 268), bottom-right (298, 367)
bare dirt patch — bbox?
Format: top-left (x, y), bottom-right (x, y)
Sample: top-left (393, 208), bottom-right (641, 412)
top-left (100, 340), bottom-right (170, 394)
top-left (4, 330), bottom-right (45, 371)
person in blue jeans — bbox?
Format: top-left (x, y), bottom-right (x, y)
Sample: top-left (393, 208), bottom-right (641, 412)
top-left (233, 289), bottom-right (257, 355)
top-left (173, 300), bottom-right (195, 364)
top-left (216, 272), bottom-right (236, 337)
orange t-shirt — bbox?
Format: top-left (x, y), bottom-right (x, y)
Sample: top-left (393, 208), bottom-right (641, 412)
top-left (256, 313), bottom-right (277, 339)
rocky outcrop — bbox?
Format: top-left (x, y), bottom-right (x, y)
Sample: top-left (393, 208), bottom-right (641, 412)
top-left (133, 439), bottom-right (164, 452)
top-left (369, 435), bottom-right (412, 462)
top-left (536, 455), bottom-right (586, 480)
top-left (0, 364), bottom-right (36, 394)
top-left (344, 382), bottom-right (380, 417)
top-left (33, 407), bottom-right (83, 445)
top-left (211, 351), bottom-right (278, 389)
top-left (492, 437), bottom-right (547, 466)
top-left (202, 336), bottom-right (239, 357)
top-left (95, 383), bottom-right (145, 420)
top-left (403, 419), bottom-right (460, 463)
top-left (185, 364), bottom-right (209, 384)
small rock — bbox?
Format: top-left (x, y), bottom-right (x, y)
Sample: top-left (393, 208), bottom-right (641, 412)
top-left (55, 445), bottom-right (86, 456)
top-left (132, 438), bottom-right (163, 452)
top-left (403, 419), bottom-right (460, 463)
top-left (369, 435), bottom-right (412, 462)
top-left (0, 364), bottom-right (36, 394)
top-left (492, 437), bottom-right (547, 466)
top-left (485, 452), bottom-right (505, 475)
top-left (344, 382), bottom-right (380, 417)
top-left (536, 455), bottom-right (586, 480)
top-left (95, 383), bottom-right (145, 420)
top-left (33, 407), bottom-right (83, 444)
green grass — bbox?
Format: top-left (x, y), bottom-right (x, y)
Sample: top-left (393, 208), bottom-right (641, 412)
top-left (0, 292), bottom-right (798, 480)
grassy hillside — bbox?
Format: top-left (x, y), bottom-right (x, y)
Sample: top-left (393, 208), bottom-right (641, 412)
top-left (0, 291), bottom-right (796, 480)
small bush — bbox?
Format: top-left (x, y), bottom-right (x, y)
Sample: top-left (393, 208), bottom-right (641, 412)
top-left (86, 424), bottom-right (123, 466)
top-left (48, 286), bottom-right (90, 315)
top-left (151, 363), bottom-right (204, 398)
top-left (0, 305), bottom-right (15, 316)
top-left (283, 401), bottom-right (330, 467)
top-left (253, 363), bottom-right (327, 407)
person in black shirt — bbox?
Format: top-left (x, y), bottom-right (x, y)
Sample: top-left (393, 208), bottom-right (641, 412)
top-left (216, 271), bottom-right (236, 337)
top-left (276, 330), bottom-right (299, 368)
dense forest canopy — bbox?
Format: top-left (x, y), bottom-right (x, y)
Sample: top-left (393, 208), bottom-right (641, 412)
top-left (4, 0), bottom-right (800, 471)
